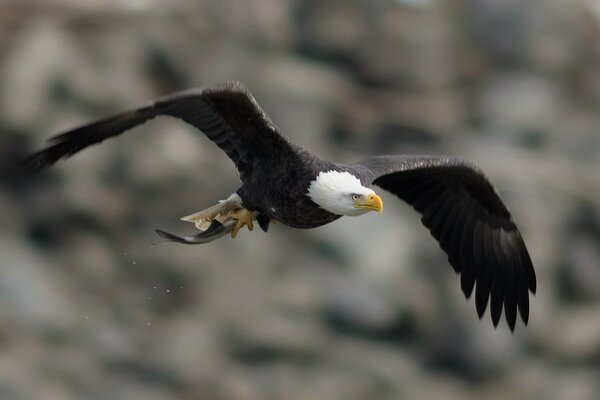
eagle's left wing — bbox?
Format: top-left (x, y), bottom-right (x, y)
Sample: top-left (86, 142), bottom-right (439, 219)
top-left (354, 155), bottom-right (536, 331)
top-left (21, 81), bottom-right (297, 181)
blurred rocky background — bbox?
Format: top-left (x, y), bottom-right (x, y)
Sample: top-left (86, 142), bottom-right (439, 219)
top-left (1, 0), bottom-right (600, 399)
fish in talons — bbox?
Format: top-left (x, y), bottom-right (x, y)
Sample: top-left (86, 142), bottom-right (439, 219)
top-left (156, 193), bottom-right (266, 244)
top-left (155, 219), bottom-right (237, 245)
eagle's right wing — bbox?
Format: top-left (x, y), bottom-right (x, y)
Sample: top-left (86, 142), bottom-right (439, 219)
top-left (23, 81), bottom-right (297, 181)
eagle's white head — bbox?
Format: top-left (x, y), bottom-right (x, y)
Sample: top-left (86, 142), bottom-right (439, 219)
top-left (307, 170), bottom-right (383, 216)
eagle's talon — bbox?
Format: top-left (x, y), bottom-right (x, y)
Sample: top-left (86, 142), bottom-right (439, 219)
top-left (229, 208), bottom-right (254, 238)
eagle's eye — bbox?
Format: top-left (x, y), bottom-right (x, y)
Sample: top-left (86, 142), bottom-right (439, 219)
top-left (350, 193), bottom-right (360, 201)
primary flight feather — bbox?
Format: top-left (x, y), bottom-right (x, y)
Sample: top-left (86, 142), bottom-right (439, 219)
top-left (23, 81), bottom-right (536, 331)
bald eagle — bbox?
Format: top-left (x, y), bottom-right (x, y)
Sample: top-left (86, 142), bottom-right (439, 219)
top-left (23, 81), bottom-right (536, 331)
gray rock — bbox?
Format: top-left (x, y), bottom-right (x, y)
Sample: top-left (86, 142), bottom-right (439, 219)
top-left (1, 0), bottom-right (600, 398)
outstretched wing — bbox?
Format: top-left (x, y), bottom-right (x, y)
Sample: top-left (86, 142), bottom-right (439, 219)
top-left (355, 155), bottom-right (536, 330)
top-left (22, 81), bottom-right (297, 181)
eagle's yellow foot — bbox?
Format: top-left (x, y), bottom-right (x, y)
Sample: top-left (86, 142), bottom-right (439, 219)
top-left (230, 208), bottom-right (254, 238)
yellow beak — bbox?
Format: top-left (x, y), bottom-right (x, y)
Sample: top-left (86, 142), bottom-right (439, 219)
top-left (356, 193), bottom-right (383, 212)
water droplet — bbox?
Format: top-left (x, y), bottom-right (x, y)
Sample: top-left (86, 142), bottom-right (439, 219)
top-left (166, 289), bottom-right (170, 293)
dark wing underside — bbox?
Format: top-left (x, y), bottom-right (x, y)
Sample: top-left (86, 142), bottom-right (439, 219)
top-left (22, 81), bottom-right (298, 181)
top-left (355, 155), bottom-right (536, 330)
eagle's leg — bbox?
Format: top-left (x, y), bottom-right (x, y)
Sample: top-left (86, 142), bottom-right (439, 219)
top-left (230, 208), bottom-right (254, 238)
